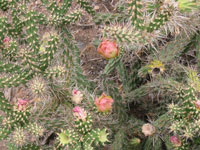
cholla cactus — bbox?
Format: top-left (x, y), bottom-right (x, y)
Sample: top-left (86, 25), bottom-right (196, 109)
top-left (187, 69), bottom-right (200, 92)
top-left (73, 106), bottom-right (92, 134)
top-left (57, 129), bottom-right (80, 146)
top-left (27, 123), bottom-right (44, 138)
top-left (12, 127), bottom-right (27, 146)
top-left (0, 0), bottom-right (95, 149)
top-left (168, 85), bottom-right (200, 149)
top-left (29, 76), bottom-right (48, 98)
top-left (101, 0), bottom-right (199, 50)
top-left (58, 107), bottom-right (109, 149)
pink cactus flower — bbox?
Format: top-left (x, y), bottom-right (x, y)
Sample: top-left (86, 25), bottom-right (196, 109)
top-left (95, 93), bottom-right (114, 113)
top-left (17, 99), bottom-right (29, 111)
top-left (72, 89), bottom-right (83, 104)
top-left (97, 39), bottom-right (119, 59)
top-left (3, 37), bottom-right (10, 48)
top-left (72, 89), bottom-right (79, 95)
top-left (195, 100), bottom-right (200, 110)
top-left (3, 37), bottom-right (10, 43)
top-left (170, 136), bottom-right (181, 147)
top-left (73, 106), bottom-right (87, 121)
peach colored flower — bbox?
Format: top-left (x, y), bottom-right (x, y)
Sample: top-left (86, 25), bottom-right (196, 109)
top-left (95, 93), bottom-right (114, 113)
top-left (142, 123), bottom-right (156, 136)
top-left (194, 100), bottom-right (200, 110)
top-left (170, 136), bottom-right (181, 147)
top-left (17, 99), bottom-right (29, 111)
top-left (72, 89), bottom-right (83, 104)
top-left (73, 106), bottom-right (87, 121)
top-left (3, 37), bottom-right (10, 48)
top-left (97, 40), bottom-right (119, 59)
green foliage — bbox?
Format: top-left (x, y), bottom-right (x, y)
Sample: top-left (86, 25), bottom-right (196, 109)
top-left (128, 0), bottom-right (145, 30)
top-left (0, 0), bottom-right (94, 148)
top-left (147, 10), bottom-right (171, 32)
top-left (94, 12), bottom-right (127, 24)
top-left (0, 0), bottom-right (9, 11)
top-left (58, 112), bottom-right (109, 150)
top-left (77, 0), bottom-right (95, 16)
top-left (0, 0), bottom-right (199, 149)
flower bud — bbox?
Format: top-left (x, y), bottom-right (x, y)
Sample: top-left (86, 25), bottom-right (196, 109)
top-left (73, 106), bottom-right (87, 121)
top-left (170, 136), bottom-right (181, 147)
top-left (95, 93), bottom-right (114, 113)
top-left (97, 39), bottom-right (119, 59)
top-left (72, 89), bottom-right (83, 104)
top-left (17, 99), bottom-right (29, 111)
top-left (194, 100), bottom-right (200, 110)
top-left (130, 137), bottom-right (141, 146)
top-left (3, 37), bottom-right (10, 48)
top-left (142, 123), bottom-right (156, 136)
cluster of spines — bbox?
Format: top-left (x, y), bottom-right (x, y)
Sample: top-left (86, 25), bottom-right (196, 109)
top-left (9, 109), bottom-right (30, 127)
top-left (94, 13), bottom-right (127, 24)
top-left (59, 127), bottom-right (109, 149)
top-left (44, 0), bottom-right (85, 26)
top-left (128, 0), bottom-right (146, 30)
top-left (169, 87), bottom-right (200, 142)
top-left (27, 123), bottom-right (44, 138)
top-left (83, 128), bottom-right (100, 147)
top-left (58, 129), bottom-right (80, 147)
top-left (0, 62), bottom-right (21, 73)
top-left (0, 0), bottom-right (9, 11)
top-left (12, 127), bottom-right (27, 146)
top-left (45, 65), bottom-right (66, 78)
top-left (46, 0), bottom-right (60, 16)
top-left (103, 25), bottom-right (141, 43)
top-left (57, 0), bottom-right (73, 16)
top-left (29, 76), bottom-right (48, 97)
top-left (49, 9), bottom-right (83, 25)
top-left (24, 10), bottom-right (40, 52)
top-left (2, 40), bottom-right (18, 59)
top-left (0, 92), bottom-right (12, 114)
top-left (39, 34), bottom-right (59, 70)
top-left (44, 0), bottom-right (72, 16)
top-left (63, 9), bottom-right (83, 24)
top-left (147, 10), bottom-right (171, 32)
top-left (0, 125), bottom-right (12, 140)
top-left (20, 143), bottom-right (40, 150)
top-left (0, 69), bottom-right (33, 88)
top-left (0, 94), bottom-right (30, 140)
top-left (83, 128), bottom-right (109, 149)
top-left (9, 4), bottom-right (25, 37)
top-left (77, 0), bottom-right (95, 16)
top-left (0, 17), bottom-right (9, 43)
top-left (187, 70), bottom-right (200, 92)
top-left (170, 87), bottom-right (198, 120)
top-left (74, 114), bottom-right (93, 134)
